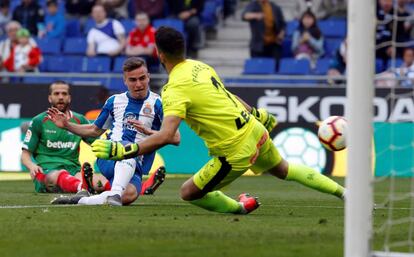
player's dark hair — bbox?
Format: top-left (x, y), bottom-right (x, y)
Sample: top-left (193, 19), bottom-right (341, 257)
top-left (122, 57), bottom-right (147, 72)
top-left (46, 0), bottom-right (57, 7)
top-left (155, 26), bottom-right (185, 60)
top-left (49, 81), bottom-right (71, 95)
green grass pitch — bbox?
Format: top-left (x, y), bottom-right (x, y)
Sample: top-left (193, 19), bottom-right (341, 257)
top-left (0, 175), bottom-right (410, 257)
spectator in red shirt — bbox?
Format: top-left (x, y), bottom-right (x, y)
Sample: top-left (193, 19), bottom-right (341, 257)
top-left (3, 28), bottom-right (41, 72)
top-left (126, 12), bottom-right (158, 70)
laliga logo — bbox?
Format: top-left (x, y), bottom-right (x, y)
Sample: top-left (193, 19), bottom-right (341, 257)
top-left (123, 112), bottom-right (138, 131)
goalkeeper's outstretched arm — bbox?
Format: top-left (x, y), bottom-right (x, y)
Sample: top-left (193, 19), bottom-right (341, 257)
top-left (234, 95), bottom-right (277, 133)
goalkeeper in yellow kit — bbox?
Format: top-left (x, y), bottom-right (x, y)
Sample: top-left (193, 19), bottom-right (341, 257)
top-left (92, 26), bottom-right (345, 214)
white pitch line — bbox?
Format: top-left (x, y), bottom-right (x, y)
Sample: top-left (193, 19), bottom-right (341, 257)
top-left (0, 204), bottom-right (80, 209)
top-left (0, 203), bottom-right (412, 210)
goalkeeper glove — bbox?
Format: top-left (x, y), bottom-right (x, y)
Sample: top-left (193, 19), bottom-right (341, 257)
top-left (251, 107), bottom-right (277, 132)
top-left (91, 139), bottom-right (139, 161)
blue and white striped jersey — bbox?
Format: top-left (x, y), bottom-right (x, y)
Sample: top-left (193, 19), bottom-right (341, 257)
top-left (94, 91), bottom-right (163, 142)
top-left (94, 91), bottom-right (163, 173)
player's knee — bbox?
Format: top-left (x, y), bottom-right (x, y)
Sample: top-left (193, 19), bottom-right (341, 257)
top-left (180, 179), bottom-right (205, 201)
top-left (121, 185), bottom-right (138, 206)
top-left (268, 159), bottom-right (289, 179)
top-left (45, 170), bottom-right (62, 185)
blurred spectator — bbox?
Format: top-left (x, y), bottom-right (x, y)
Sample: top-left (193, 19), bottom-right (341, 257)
top-left (134, 0), bottom-right (165, 20)
top-left (242, 0), bottom-right (286, 71)
top-left (166, 0), bottom-right (205, 58)
top-left (223, 0), bottom-right (237, 20)
top-left (0, 21), bottom-right (36, 71)
top-left (375, 0), bottom-right (409, 65)
top-left (86, 4), bottom-right (126, 57)
top-left (3, 28), bottom-right (41, 72)
top-left (65, 0), bottom-right (96, 18)
top-left (0, 0), bottom-right (11, 37)
top-left (377, 47), bottom-right (414, 87)
top-left (12, 0), bottom-right (44, 36)
top-left (396, 0), bottom-right (412, 44)
top-left (294, 0), bottom-right (347, 20)
top-left (291, 10), bottom-right (324, 68)
top-left (126, 12), bottom-right (158, 68)
top-left (38, 0), bottom-right (65, 39)
top-left (97, 0), bottom-right (128, 19)
top-left (327, 38), bottom-right (346, 84)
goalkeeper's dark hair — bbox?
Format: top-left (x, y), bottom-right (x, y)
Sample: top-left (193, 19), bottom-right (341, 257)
top-left (155, 26), bottom-right (185, 61)
top-left (123, 56), bottom-right (147, 72)
top-left (49, 80), bottom-right (71, 95)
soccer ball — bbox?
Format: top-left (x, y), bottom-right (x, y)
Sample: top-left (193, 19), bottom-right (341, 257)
top-left (318, 116), bottom-right (347, 151)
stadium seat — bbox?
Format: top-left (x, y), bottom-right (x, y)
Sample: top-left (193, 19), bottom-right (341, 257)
top-left (63, 38), bottom-right (87, 55)
top-left (121, 19), bottom-right (136, 34)
top-left (71, 77), bottom-right (109, 86)
top-left (279, 58), bottom-right (311, 75)
top-left (65, 19), bottom-right (82, 38)
top-left (47, 55), bottom-right (83, 72)
top-left (286, 20), bottom-right (299, 37)
top-left (107, 77), bottom-right (125, 92)
top-left (36, 38), bottom-right (61, 55)
top-left (83, 18), bottom-right (96, 35)
top-left (243, 58), bottom-right (276, 75)
top-left (386, 58), bottom-right (403, 70)
top-left (23, 76), bottom-right (57, 84)
top-left (313, 58), bottom-right (331, 75)
top-left (319, 19), bottom-right (346, 38)
top-left (153, 18), bottom-right (185, 34)
top-left (376, 59), bottom-right (385, 73)
top-left (201, 0), bottom-right (221, 29)
top-left (39, 55), bottom-right (49, 72)
top-left (83, 57), bottom-right (111, 73)
top-left (324, 38), bottom-right (342, 58)
top-left (113, 56), bottom-right (127, 72)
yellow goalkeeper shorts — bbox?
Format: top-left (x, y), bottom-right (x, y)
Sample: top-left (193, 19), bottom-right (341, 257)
top-left (193, 121), bottom-right (282, 192)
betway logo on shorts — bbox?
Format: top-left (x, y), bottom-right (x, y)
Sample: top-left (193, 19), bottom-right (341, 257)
top-left (47, 140), bottom-right (77, 150)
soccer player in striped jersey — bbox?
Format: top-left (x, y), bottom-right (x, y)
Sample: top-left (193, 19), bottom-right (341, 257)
top-left (48, 57), bottom-right (176, 205)
top-left (21, 81), bottom-right (110, 194)
top-left (92, 27), bottom-right (345, 214)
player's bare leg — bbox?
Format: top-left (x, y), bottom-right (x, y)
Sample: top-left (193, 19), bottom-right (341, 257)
top-left (43, 170), bottom-right (84, 193)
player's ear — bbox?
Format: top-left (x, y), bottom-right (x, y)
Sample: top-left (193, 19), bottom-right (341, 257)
top-left (157, 51), bottom-right (165, 63)
top-left (48, 95), bottom-right (52, 104)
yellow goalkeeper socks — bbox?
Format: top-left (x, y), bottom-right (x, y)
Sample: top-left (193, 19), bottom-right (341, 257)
top-left (190, 191), bottom-right (242, 213)
top-left (286, 163), bottom-right (344, 199)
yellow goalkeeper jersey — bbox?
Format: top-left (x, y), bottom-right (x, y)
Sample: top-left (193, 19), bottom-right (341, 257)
top-left (161, 59), bottom-right (256, 156)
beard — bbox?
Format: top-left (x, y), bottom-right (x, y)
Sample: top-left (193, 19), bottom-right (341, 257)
top-left (53, 101), bottom-right (69, 112)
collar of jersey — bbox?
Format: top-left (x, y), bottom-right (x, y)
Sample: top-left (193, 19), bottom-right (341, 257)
top-left (126, 90), bottom-right (149, 103)
top-left (170, 59), bottom-right (188, 78)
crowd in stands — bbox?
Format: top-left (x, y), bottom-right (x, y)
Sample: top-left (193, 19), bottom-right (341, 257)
top-left (0, 0), bottom-right (413, 88)
top-left (0, 0), bottom-right (228, 79)
top-left (242, 0), bottom-right (414, 87)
